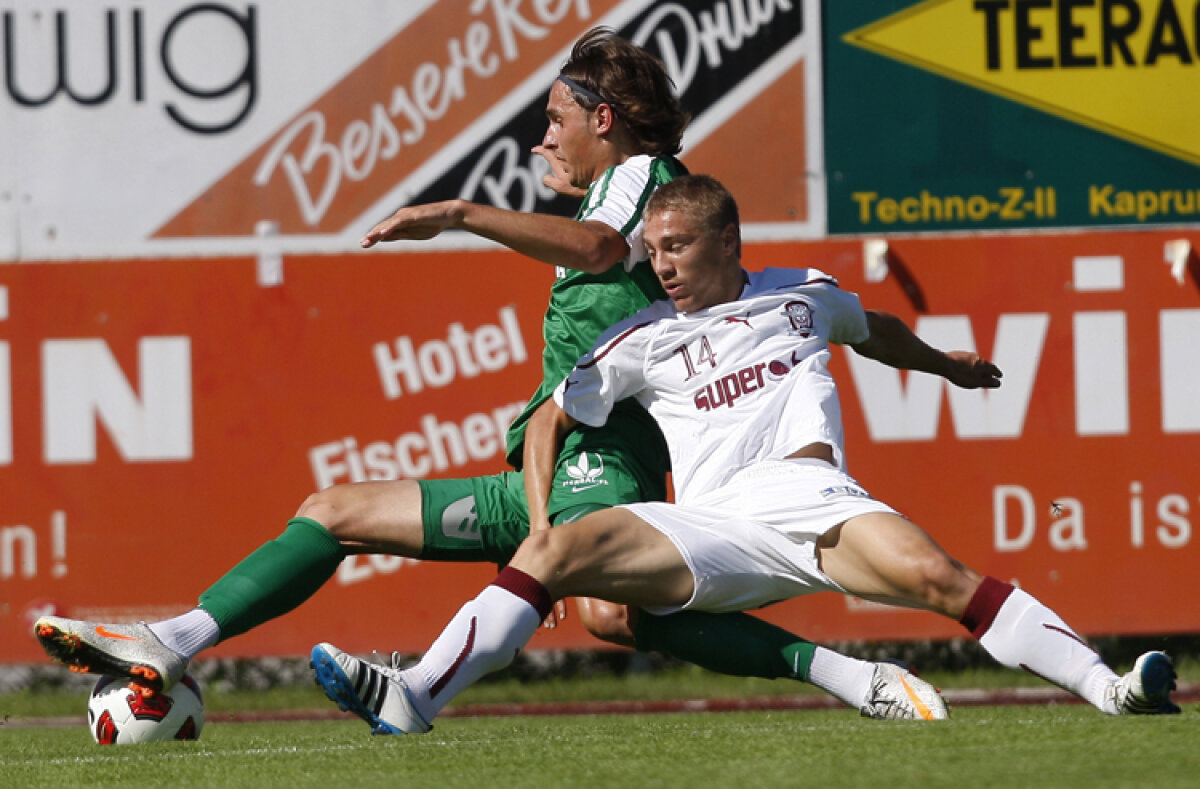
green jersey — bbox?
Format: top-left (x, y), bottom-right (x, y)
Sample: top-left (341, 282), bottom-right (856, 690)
top-left (504, 153), bottom-right (687, 468)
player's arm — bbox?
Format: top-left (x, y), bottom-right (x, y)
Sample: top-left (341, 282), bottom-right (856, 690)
top-left (524, 398), bottom-right (579, 536)
top-left (360, 200), bottom-right (629, 274)
top-left (851, 310), bottom-right (1003, 390)
top-left (523, 397), bottom-right (579, 627)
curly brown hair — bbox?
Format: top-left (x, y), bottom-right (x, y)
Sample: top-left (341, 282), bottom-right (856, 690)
top-left (559, 27), bottom-right (690, 156)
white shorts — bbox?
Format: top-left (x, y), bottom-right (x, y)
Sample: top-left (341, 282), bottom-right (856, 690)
top-left (621, 459), bottom-right (897, 615)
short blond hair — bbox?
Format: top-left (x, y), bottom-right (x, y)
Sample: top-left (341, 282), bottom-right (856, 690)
top-left (646, 175), bottom-right (741, 253)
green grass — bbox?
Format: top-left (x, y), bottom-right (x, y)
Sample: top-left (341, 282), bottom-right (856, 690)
top-left (5, 655), bottom-right (1198, 719)
top-left (2, 706), bottom-right (1198, 788)
top-left (4, 655), bottom-right (1197, 787)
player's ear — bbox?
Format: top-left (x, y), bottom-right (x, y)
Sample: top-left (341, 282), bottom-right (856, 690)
top-left (593, 102), bottom-right (617, 135)
top-left (720, 222), bottom-right (740, 259)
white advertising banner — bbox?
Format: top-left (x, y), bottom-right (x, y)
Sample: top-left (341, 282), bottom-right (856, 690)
top-left (1, 0), bottom-right (824, 261)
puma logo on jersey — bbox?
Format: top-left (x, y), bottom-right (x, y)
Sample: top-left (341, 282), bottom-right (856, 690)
top-left (561, 451), bottom-right (608, 492)
top-left (724, 314), bottom-right (752, 328)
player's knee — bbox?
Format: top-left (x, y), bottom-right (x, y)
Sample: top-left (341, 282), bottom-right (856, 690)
top-left (294, 486), bottom-right (354, 539)
top-left (511, 528), bottom-right (577, 580)
top-left (577, 599), bottom-right (635, 647)
top-left (912, 553), bottom-right (978, 615)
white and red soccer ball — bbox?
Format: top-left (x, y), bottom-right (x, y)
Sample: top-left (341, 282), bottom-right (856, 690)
top-left (87, 674), bottom-right (205, 745)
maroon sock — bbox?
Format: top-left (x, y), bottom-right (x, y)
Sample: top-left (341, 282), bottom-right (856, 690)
top-left (959, 576), bottom-right (1016, 639)
top-left (492, 566), bottom-right (554, 621)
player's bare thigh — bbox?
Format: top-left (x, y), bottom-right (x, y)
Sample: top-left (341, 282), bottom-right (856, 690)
top-left (815, 511), bottom-right (983, 618)
top-left (294, 480), bottom-right (425, 556)
top-left (511, 508), bottom-right (695, 608)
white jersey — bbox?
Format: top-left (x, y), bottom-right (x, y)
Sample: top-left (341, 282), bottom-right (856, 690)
top-left (554, 268), bottom-right (869, 505)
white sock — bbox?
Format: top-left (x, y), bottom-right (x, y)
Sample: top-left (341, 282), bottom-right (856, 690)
top-left (807, 646), bottom-right (878, 710)
top-left (147, 609), bottom-right (220, 660)
top-left (399, 584), bottom-right (543, 722)
top-left (977, 587), bottom-right (1118, 712)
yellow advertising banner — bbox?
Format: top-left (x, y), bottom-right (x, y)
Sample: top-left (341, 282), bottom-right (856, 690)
top-left (846, 0), bottom-right (1200, 167)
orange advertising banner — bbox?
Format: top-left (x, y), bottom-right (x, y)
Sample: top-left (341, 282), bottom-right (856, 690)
top-left (2, 227), bottom-right (1198, 663)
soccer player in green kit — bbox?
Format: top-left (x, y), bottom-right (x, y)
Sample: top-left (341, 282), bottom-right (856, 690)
top-left (34, 28), bottom-right (944, 720)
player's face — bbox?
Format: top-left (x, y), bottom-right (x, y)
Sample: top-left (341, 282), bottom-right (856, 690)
top-left (541, 81), bottom-right (605, 189)
top-left (645, 208), bottom-right (743, 313)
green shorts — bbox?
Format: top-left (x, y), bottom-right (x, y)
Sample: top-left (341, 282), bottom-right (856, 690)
top-left (417, 423), bottom-right (667, 564)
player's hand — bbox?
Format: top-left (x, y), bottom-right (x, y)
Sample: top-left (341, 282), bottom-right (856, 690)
top-left (532, 145), bottom-right (587, 200)
top-left (360, 201), bottom-right (465, 248)
top-left (527, 516), bottom-right (569, 628)
top-left (541, 598), bottom-right (569, 629)
top-left (944, 351), bottom-right (1003, 389)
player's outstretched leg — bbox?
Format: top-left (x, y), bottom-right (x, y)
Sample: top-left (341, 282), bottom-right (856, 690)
top-left (310, 642), bottom-right (432, 735)
top-left (1110, 651), bottom-right (1181, 715)
top-left (960, 577), bottom-right (1180, 714)
top-left (859, 662), bottom-right (949, 721)
top-left (33, 616), bottom-right (187, 694)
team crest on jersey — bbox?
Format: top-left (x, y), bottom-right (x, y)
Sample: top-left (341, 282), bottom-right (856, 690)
top-left (562, 451), bottom-right (608, 492)
top-left (782, 300), bottom-right (813, 337)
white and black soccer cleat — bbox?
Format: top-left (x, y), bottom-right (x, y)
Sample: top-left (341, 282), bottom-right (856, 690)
top-left (1110, 651), bottom-right (1181, 715)
top-left (310, 642), bottom-right (432, 735)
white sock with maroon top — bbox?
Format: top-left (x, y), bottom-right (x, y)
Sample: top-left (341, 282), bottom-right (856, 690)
top-left (961, 576), bottom-right (1118, 713)
top-left (399, 567), bottom-right (552, 722)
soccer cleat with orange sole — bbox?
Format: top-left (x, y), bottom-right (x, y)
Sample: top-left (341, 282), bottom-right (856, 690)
top-left (34, 616), bottom-right (186, 694)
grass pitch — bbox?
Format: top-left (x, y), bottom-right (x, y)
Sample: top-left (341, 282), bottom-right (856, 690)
top-left (4, 658), bottom-right (1198, 788)
top-left (4, 702), bottom-right (1198, 788)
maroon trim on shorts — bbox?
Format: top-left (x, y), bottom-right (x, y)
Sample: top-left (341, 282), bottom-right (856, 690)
top-left (959, 576), bottom-right (1016, 639)
top-left (492, 566), bottom-right (554, 621)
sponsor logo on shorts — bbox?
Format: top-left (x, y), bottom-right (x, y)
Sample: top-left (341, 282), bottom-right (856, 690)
top-left (820, 485), bottom-right (870, 500)
top-left (561, 451), bottom-right (608, 493)
top-left (441, 495), bottom-right (481, 541)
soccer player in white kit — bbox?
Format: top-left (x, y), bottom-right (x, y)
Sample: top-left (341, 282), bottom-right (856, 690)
top-left (310, 175), bottom-right (1179, 733)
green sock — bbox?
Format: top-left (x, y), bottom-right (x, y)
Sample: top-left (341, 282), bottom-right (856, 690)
top-left (633, 610), bottom-right (817, 681)
top-left (198, 517), bottom-right (345, 641)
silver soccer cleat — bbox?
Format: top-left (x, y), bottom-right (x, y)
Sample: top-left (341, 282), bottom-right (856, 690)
top-left (860, 661), bottom-right (950, 721)
top-left (34, 615), bottom-right (187, 694)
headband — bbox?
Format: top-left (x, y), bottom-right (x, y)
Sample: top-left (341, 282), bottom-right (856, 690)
top-left (557, 74), bottom-right (612, 108)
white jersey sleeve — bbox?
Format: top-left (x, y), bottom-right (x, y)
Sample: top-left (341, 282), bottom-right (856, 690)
top-left (825, 287), bottom-right (869, 346)
top-left (750, 268), bottom-right (869, 345)
top-left (577, 155), bottom-right (657, 271)
top-left (552, 302), bottom-right (671, 427)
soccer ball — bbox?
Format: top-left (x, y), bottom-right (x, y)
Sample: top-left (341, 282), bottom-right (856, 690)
top-left (86, 674), bottom-right (205, 745)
